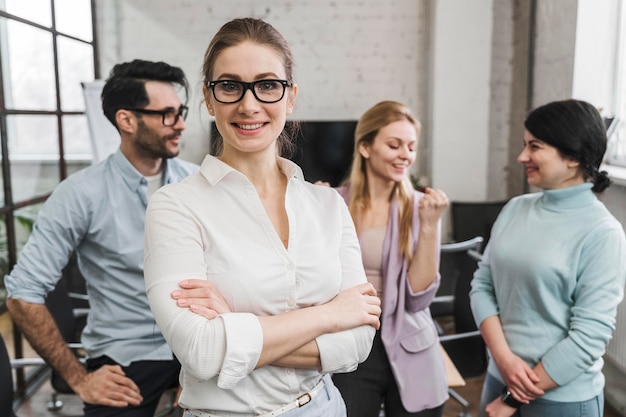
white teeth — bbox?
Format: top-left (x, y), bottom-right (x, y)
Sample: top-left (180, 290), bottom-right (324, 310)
top-left (237, 123), bottom-right (263, 130)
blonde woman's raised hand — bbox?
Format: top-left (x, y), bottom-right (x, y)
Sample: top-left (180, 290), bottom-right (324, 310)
top-left (417, 187), bottom-right (449, 226)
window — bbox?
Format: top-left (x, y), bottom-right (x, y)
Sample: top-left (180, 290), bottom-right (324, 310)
top-left (605, 1), bottom-right (626, 168)
top-left (572, 0), bottom-right (626, 182)
top-left (0, 0), bottom-right (97, 399)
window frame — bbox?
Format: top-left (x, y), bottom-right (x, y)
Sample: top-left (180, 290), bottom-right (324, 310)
top-left (0, 0), bottom-right (98, 402)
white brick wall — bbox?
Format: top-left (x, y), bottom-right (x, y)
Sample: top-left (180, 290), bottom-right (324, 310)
top-left (95, 0), bottom-right (428, 165)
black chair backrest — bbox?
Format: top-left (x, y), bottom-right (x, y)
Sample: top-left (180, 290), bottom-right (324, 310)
top-left (441, 249), bottom-right (488, 378)
top-left (451, 200), bottom-right (507, 252)
top-left (1, 335), bottom-right (16, 417)
top-left (436, 237), bottom-right (484, 305)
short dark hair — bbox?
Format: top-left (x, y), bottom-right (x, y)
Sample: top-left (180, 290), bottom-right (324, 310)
top-left (524, 99), bottom-right (611, 193)
top-left (101, 59), bottom-right (189, 130)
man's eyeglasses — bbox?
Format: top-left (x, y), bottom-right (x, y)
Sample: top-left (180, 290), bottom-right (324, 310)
top-left (207, 79), bottom-right (292, 104)
top-left (125, 105), bottom-right (188, 126)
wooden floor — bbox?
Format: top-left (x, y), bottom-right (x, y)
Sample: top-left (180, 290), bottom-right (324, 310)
top-left (12, 372), bottom-right (622, 417)
top-left (3, 311), bottom-right (623, 417)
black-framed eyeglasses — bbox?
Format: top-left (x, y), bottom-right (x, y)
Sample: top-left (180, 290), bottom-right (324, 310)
top-left (125, 105), bottom-right (188, 126)
top-left (207, 79), bottom-right (293, 104)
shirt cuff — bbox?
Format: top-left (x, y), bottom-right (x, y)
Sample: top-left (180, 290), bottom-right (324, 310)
top-left (217, 313), bottom-right (263, 389)
top-left (317, 325), bottom-right (375, 373)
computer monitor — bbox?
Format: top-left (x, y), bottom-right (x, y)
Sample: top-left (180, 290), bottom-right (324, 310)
top-left (210, 120), bottom-right (357, 186)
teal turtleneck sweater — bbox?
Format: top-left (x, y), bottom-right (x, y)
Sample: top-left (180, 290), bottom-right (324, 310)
top-left (470, 183), bottom-right (626, 402)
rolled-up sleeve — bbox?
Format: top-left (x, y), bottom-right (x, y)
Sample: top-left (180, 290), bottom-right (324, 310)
top-left (145, 190), bottom-right (258, 382)
top-left (5, 181), bottom-right (86, 303)
top-left (315, 198), bottom-right (375, 372)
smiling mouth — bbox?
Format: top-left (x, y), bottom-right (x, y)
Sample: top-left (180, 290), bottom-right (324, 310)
top-left (236, 123), bottom-right (264, 130)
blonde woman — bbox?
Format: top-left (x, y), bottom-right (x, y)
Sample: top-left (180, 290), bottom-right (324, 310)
top-left (332, 101), bottom-right (449, 417)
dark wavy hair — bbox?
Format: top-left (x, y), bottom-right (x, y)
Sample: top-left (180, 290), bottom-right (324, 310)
top-left (524, 99), bottom-right (611, 193)
top-left (101, 59), bottom-right (189, 131)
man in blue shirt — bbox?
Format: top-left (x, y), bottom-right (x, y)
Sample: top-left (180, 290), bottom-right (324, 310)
top-left (5, 59), bottom-right (199, 417)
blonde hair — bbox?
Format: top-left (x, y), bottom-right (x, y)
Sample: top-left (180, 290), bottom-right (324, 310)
top-left (345, 100), bottom-right (421, 260)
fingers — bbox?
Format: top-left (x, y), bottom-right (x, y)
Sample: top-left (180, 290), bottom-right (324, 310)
top-left (78, 365), bottom-right (143, 407)
top-left (174, 385), bottom-right (182, 408)
top-left (417, 188), bottom-right (449, 224)
top-left (505, 365), bottom-right (544, 402)
top-left (172, 279), bottom-right (231, 316)
top-left (354, 282), bottom-right (378, 297)
top-left (418, 187), bottom-right (449, 209)
top-left (189, 304), bottom-right (220, 320)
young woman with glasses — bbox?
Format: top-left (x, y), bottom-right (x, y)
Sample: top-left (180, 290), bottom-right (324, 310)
top-left (143, 17), bottom-right (381, 417)
top-left (331, 100), bottom-right (450, 417)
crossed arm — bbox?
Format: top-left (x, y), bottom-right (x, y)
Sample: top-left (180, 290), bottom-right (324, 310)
top-left (171, 279), bottom-right (380, 370)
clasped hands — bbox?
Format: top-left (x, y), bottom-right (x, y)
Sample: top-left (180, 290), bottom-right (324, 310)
top-left (485, 354), bottom-right (545, 417)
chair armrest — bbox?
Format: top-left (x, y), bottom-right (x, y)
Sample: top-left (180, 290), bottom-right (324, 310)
top-left (439, 330), bottom-right (482, 342)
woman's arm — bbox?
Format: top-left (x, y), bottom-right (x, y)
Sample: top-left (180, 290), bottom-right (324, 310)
top-left (145, 186), bottom-right (380, 386)
top-left (406, 188), bottom-right (448, 293)
top-left (479, 315), bottom-right (544, 402)
top-left (174, 279), bottom-right (379, 370)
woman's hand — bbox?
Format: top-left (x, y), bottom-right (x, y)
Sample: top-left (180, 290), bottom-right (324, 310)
top-left (485, 397), bottom-right (518, 417)
top-left (171, 279), bottom-right (231, 319)
top-left (495, 353), bottom-right (543, 402)
top-left (417, 187), bottom-right (449, 226)
top-left (322, 282), bottom-right (381, 332)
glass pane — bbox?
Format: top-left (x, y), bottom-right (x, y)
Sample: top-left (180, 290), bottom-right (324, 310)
top-left (0, 216), bottom-right (7, 307)
top-left (0, 154), bottom-right (4, 205)
top-left (58, 36), bottom-right (94, 111)
top-left (15, 205), bottom-right (40, 253)
top-left (3, 0), bottom-right (52, 27)
top-left (54, 0), bottom-right (93, 41)
top-left (62, 114), bottom-right (92, 159)
top-left (7, 115), bottom-right (59, 156)
top-left (2, 19), bottom-right (56, 110)
top-left (7, 115), bottom-right (60, 201)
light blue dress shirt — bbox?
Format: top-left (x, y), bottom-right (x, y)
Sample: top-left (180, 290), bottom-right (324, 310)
top-left (5, 149), bottom-right (198, 366)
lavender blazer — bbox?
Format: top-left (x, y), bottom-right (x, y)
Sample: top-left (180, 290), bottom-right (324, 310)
top-left (338, 186), bottom-right (449, 412)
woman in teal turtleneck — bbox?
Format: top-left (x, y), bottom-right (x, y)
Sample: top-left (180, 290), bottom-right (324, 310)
top-left (470, 99), bottom-right (626, 417)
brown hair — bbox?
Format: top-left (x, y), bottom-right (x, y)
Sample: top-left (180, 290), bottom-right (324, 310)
top-left (345, 100), bottom-right (421, 260)
top-left (202, 18), bottom-right (298, 157)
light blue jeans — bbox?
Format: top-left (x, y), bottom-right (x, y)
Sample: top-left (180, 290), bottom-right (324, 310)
top-left (479, 372), bottom-right (604, 417)
top-left (183, 375), bottom-right (346, 417)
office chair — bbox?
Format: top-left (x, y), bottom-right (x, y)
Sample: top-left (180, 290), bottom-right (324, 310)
top-left (450, 200), bottom-right (507, 252)
top-left (434, 248), bottom-right (487, 417)
top-left (431, 236), bottom-right (484, 324)
top-left (1, 334), bottom-right (49, 417)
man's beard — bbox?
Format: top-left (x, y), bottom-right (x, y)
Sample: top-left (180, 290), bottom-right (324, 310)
top-left (134, 119), bottom-right (180, 159)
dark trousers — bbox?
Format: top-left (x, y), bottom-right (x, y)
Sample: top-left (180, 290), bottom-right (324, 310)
top-left (84, 355), bottom-right (180, 417)
top-left (332, 331), bottom-right (443, 417)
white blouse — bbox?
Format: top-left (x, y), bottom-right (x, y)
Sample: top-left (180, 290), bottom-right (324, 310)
top-left (144, 155), bottom-right (374, 415)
